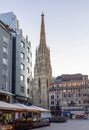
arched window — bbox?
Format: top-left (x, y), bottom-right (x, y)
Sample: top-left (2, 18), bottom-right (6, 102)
top-left (46, 79), bottom-right (48, 92)
top-left (38, 78), bottom-right (41, 93)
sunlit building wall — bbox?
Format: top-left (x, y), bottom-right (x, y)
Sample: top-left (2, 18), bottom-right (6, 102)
top-left (49, 74), bottom-right (89, 111)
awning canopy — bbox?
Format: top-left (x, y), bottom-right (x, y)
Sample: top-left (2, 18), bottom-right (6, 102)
top-left (0, 101), bottom-right (23, 111)
top-left (14, 103), bottom-right (41, 112)
top-left (0, 101), bottom-right (50, 112)
top-left (31, 105), bottom-right (50, 112)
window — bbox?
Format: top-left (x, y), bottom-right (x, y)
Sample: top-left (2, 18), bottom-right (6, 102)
top-left (27, 47), bottom-right (30, 53)
top-left (3, 58), bottom-right (8, 65)
top-left (57, 95), bottom-right (59, 98)
top-left (20, 86), bottom-right (24, 93)
top-left (3, 36), bottom-right (8, 44)
top-left (51, 101), bottom-right (54, 105)
top-left (27, 89), bottom-right (29, 94)
top-left (27, 57), bottom-right (30, 63)
top-left (51, 95), bottom-right (54, 99)
top-left (57, 101), bottom-right (59, 105)
top-left (27, 67), bottom-right (30, 74)
top-left (21, 41), bottom-right (25, 48)
top-left (3, 68), bottom-right (8, 77)
top-left (20, 63), bottom-right (25, 70)
top-left (2, 78), bottom-right (8, 90)
top-left (3, 46), bottom-right (8, 54)
top-left (21, 52), bottom-right (25, 59)
top-left (20, 75), bottom-right (24, 81)
top-left (27, 78), bottom-right (29, 84)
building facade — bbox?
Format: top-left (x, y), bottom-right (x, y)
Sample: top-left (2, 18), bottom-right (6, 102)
top-left (0, 20), bottom-right (13, 102)
top-left (0, 12), bottom-right (32, 104)
top-left (49, 74), bottom-right (89, 114)
top-left (33, 13), bottom-right (52, 108)
top-left (12, 33), bottom-right (32, 104)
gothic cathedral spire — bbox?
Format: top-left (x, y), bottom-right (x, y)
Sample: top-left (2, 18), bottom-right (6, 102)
top-left (40, 12), bottom-right (46, 45)
top-left (33, 13), bottom-right (52, 109)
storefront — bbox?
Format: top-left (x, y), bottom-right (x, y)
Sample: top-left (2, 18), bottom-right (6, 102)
top-left (0, 90), bottom-right (14, 103)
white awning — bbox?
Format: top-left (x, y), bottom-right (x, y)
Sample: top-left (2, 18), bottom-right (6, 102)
top-left (31, 105), bottom-right (50, 112)
top-left (0, 101), bottom-right (22, 111)
top-left (14, 103), bottom-right (41, 112)
top-left (0, 101), bottom-right (50, 112)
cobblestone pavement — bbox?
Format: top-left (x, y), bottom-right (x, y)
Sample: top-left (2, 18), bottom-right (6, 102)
top-left (34, 120), bottom-right (89, 130)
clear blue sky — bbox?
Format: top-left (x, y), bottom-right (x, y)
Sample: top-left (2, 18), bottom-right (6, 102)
top-left (0, 0), bottom-right (89, 77)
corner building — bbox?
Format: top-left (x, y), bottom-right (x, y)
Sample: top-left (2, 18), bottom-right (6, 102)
top-left (0, 20), bottom-right (13, 102)
top-left (49, 74), bottom-right (89, 114)
top-left (0, 12), bottom-right (32, 104)
top-left (33, 13), bottom-right (52, 108)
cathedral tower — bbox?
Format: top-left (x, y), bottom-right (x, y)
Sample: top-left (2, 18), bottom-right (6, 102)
top-left (33, 13), bottom-right (52, 108)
